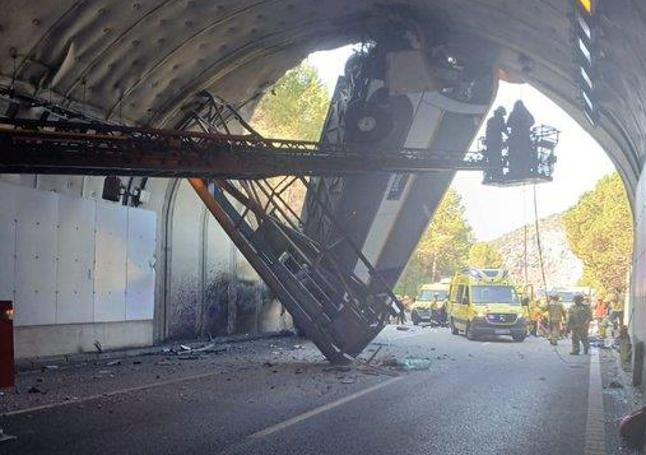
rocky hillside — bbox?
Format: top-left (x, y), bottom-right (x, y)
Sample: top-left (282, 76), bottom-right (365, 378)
top-left (490, 214), bottom-right (583, 288)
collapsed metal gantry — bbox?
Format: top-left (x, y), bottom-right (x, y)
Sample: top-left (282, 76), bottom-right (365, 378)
top-left (0, 90), bottom-right (556, 361)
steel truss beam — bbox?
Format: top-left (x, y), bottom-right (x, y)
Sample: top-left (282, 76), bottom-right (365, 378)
top-left (0, 117), bottom-right (485, 177)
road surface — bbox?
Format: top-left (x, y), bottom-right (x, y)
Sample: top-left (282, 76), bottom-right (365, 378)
top-left (0, 326), bottom-right (636, 454)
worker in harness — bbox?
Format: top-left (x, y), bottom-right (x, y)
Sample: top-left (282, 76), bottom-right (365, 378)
top-left (507, 100), bottom-right (535, 176)
top-left (485, 106), bottom-right (507, 175)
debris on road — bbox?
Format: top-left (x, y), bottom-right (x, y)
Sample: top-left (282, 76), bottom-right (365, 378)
top-left (381, 356), bottom-right (432, 371)
top-left (106, 360), bottom-right (121, 367)
top-left (27, 386), bottom-right (47, 394)
top-left (93, 340), bottom-right (103, 353)
top-left (339, 377), bottom-right (356, 384)
top-left (323, 365), bottom-right (352, 373)
top-left (395, 326), bottom-right (411, 331)
top-left (179, 345), bottom-right (192, 352)
top-left (365, 345), bottom-right (383, 364)
top-left (608, 380), bottom-right (624, 389)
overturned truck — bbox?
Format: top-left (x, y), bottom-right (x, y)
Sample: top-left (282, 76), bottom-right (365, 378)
top-left (192, 29), bottom-right (498, 361)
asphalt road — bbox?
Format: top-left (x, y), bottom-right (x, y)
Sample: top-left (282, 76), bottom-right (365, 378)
top-left (0, 326), bottom-right (606, 454)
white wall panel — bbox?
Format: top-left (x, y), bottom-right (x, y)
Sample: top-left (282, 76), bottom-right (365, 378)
top-left (126, 208), bottom-right (156, 320)
top-left (56, 196), bottom-right (96, 323)
top-left (94, 204), bottom-right (128, 322)
top-left (0, 183), bottom-right (17, 301)
top-left (14, 187), bottom-right (58, 326)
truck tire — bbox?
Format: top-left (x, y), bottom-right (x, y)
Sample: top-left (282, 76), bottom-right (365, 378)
top-left (512, 333), bottom-right (526, 342)
top-left (450, 318), bottom-right (459, 335)
top-left (345, 101), bottom-right (393, 144)
top-left (465, 323), bottom-right (477, 341)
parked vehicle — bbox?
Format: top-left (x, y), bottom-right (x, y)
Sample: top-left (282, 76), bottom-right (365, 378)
top-left (411, 280), bottom-right (450, 326)
top-left (448, 268), bottom-right (528, 341)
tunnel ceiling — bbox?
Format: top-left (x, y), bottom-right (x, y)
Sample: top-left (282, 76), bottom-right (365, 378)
top-left (1, 0), bottom-right (645, 193)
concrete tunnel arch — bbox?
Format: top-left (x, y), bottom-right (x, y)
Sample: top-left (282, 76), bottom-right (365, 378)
top-left (1, 0), bottom-right (646, 375)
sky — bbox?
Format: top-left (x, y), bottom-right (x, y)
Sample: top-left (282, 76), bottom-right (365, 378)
top-left (307, 46), bottom-right (616, 241)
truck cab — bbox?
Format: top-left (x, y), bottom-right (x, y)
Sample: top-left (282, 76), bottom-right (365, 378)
top-left (448, 268), bottom-right (527, 341)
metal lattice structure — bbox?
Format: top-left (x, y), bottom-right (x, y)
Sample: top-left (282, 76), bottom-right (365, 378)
top-left (178, 93), bottom-right (405, 362)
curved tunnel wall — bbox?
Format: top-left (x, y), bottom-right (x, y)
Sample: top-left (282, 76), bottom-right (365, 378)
top-left (1, 0), bottom-right (646, 367)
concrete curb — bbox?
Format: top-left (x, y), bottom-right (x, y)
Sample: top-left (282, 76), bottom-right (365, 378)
top-left (15, 330), bottom-right (296, 373)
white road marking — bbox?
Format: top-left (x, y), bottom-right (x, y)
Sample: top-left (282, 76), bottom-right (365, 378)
top-left (2, 370), bottom-right (223, 417)
top-left (584, 350), bottom-right (607, 455)
top-left (251, 376), bottom-right (403, 439)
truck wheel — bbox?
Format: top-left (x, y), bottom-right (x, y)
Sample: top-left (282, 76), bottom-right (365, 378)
top-left (450, 318), bottom-right (459, 335)
top-left (512, 334), bottom-right (526, 342)
top-left (345, 101), bottom-right (393, 144)
top-left (465, 323), bottom-right (477, 341)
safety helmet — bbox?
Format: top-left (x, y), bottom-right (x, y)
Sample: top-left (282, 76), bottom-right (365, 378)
top-left (494, 106), bottom-right (507, 116)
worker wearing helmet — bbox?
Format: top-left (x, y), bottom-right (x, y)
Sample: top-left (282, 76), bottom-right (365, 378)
top-left (485, 106), bottom-right (507, 175)
top-left (567, 294), bottom-right (593, 355)
top-left (545, 295), bottom-right (566, 346)
top-left (608, 293), bottom-right (625, 332)
top-left (507, 100), bottom-right (535, 175)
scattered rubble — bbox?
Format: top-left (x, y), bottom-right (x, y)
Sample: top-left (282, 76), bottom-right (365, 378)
top-left (323, 365), bottom-right (352, 373)
top-left (381, 356), bottom-right (432, 371)
top-left (608, 380), bottom-right (624, 389)
top-left (106, 360), bottom-right (121, 367)
top-left (27, 386), bottom-right (47, 394)
top-left (395, 326), bottom-right (411, 332)
top-left (93, 340), bottom-right (103, 353)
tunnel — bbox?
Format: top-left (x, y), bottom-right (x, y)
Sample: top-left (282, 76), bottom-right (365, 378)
top-left (1, 0), bottom-right (646, 382)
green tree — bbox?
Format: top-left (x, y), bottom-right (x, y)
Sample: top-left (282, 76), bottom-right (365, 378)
top-left (468, 242), bottom-right (503, 268)
top-left (396, 189), bottom-right (474, 295)
top-left (563, 173), bottom-right (633, 296)
top-left (251, 62), bottom-right (330, 141)
top-left (250, 62), bottom-right (330, 214)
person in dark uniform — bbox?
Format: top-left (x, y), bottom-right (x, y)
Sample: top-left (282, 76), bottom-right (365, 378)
top-left (507, 100), bottom-right (535, 176)
top-left (484, 106), bottom-right (507, 176)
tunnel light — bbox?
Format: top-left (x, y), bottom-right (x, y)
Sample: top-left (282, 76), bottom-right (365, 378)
top-left (577, 0), bottom-right (594, 15)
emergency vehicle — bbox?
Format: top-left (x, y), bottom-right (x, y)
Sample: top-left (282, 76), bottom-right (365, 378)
top-left (448, 268), bottom-right (528, 341)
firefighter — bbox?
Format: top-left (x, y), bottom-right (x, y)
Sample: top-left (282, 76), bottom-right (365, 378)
top-left (609, 293), bottom-right (625, 332)
top-left (529, 298), bottom-right (544, 336)
top-left (485, 106), bottom-right (507, 175)
top-left (568, 294), bottom-right (592, 355)
top-left (507, 100), bottom-right (535, 175)
top-left (545, 294), bottom-right (566, 345)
